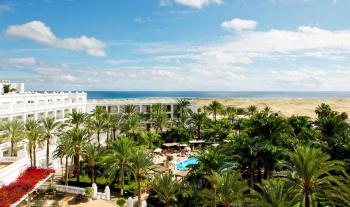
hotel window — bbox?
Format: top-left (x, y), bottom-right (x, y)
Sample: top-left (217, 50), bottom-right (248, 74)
top-left (27, 100), bottom-right (34, 104)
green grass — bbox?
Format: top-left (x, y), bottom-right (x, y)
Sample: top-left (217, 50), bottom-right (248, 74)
top-left (68, 175), bottom-right (108, 185)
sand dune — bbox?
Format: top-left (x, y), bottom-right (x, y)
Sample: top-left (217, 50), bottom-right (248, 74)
top-left (193, 98), bottom-right (350, 118)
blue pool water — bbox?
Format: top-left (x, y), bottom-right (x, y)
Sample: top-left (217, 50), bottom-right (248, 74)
top-left (176, 157), bottom-right (199, 170)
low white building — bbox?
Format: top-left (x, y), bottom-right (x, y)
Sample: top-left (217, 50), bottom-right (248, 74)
top-left (87, 99), bottom-right (197, 120)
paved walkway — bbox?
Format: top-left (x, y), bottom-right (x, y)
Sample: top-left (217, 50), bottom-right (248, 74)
top-left (59, 195), bottom-right (117, 207)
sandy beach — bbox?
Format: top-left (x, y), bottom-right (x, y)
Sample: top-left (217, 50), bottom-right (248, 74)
top-left (89, 98), bottom-right (350, 118)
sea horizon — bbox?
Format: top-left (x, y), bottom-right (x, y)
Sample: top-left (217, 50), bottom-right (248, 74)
top-left (85, 91), bottom-right (350, 100)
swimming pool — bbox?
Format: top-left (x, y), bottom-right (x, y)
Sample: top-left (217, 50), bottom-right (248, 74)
top-left (176, 157), bottom-right (199, 170)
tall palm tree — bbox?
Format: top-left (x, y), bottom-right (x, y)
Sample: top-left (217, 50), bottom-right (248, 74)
top-left (82, 143), bottom-right (101, 184)
top-left (1, 120), bottom-right (24, 156)
top-left (207, 101), bottom-right (223, 122)
top-left (68, 111), bottom-right (87, 130)
top-left (176, 99), bottom-right (192, 128)
top-left (25, 120), bottom-right (44, 167)
top-left (150, 172), bottom-right (181, 206)
top-left (225, 107), bottom-right (237, 124)
top-left (53, 133), bottom-right (73, 185)
top-left (121, 113), bottom-right (142, 138)
top-left (41, 117), bottom-right (60, 167)
top-left (102, 137), bottom-right (134, 195)
top-left (128, 150), bottom-right (152, 207)
top-left (278, 146), bottom-right (345, 207)
top-left (198, 148), bottom-right (227, 173)
top-left (122, 104), bottom-right (138, 120)
top-left (110, 113), bottom-right (122, 140)
top-left (151, 103), bottom-right (168, 134)
top-left (90, 118), bottom-right (105, 144)
top-left (247, 105), bottom-right (257, 115)
top-left (250, 178), bottom-right (301, 207)
top-left (68, 128), bottom-right (91, 183)
top-left (189, 111), bottom-right (207, 140)
top-left (204, 171), bottom-right (248, 207)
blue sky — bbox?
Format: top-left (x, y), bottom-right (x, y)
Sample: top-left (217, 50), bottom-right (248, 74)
top-left (1, 0), bottom-right (350, 91)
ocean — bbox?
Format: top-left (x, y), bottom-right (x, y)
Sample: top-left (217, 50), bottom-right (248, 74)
top-left (86, 91), bottom-right (350, 99)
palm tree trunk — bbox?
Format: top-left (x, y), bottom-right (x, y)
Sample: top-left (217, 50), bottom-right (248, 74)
top-left (29, 144), bottom-right (33, 167)
top-left (97, 131), bottom-right (100, 144)
top-left (33, 143), bottom-right (37, 168)
top-left (137, 176), bottom-right (142, 207)
top-left (65, 156), bottom-right (69, 185)
top-left (112, 128), bottom-right (116, 140)
top-left (250, 165), bottom-right (254, 188)
top-left (91, 166), bottom-right (96, 184)
top-left (197, 124), bottom-right (201, 140)
top-left (211, 186), bottom-right (216, 207)
top-left (46, 134), bottom-right (51, 167)
top-left (305, 192), bottom-right (310, 207)
top-left (11, 139), bottom-right (15, 156)
top-left (75, 151), bottom-right (80, 183)
top-left (120, 173), bottom-right (124, 196)
top-left (106, 129), bottom-right (109, 143)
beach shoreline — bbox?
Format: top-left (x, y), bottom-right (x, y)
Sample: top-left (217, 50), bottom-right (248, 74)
top-left (88, 97), bottom-right (350, 118)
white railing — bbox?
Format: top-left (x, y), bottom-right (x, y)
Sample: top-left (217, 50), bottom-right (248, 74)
top-left (1, 156), bottom-right (19, 163)
top-left (11, 173), bottom-right (54, 207)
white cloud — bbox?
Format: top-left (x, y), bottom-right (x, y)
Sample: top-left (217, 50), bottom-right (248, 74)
top-left (221, 18), bottom-right (258, 32)
top-left (5, 21), bottom-right (106, 57)
top-left (34, 66), bottom-right (78, 82)
top-left (160, 0), bottom-right (172, 6)
top-left (8, 57), bottom-right (36, 65)
top-left (0, 4), bottom-right (11, 13)
top-left (174, 0), bottom-right (223, 9)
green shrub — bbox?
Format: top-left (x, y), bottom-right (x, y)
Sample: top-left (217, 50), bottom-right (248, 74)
top-left (85, 187), bottom-right (93, 198)
top-left (116, 198), bottom-right (126, 207)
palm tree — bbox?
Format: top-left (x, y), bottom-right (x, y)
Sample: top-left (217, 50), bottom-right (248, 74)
top-left (189, 111), bottom-right (207, 140)
top-left (150, 172), bottom-right (181, 206)
top-left (121, 113), bottom-right (142, 138)
top-left (247, 105), bottom-right (257, 115)
top-left (176, 99), bottom-right (192, 128)
top-left (25, 120), bottom-right (44, 167)
top-left (207, 101), bottom-right (223, 122)
top-left (225, 107), bottom-right (237, 124)
top-left (128, 150), bottom-right (152, 207)
top-left (110, 113), bottom-right (122, 140)
top-left (250, 178), bottom-right (301, 207)
top-left (90, 118), bottom-right (105, 144)
top-left (204, 171), bottom-right (248, 207)
top-left (102, 137), bottom-right (134, 195)
top-left (122, 104), bottom-right (138, 120)
top-left (82, 143), bottom-right (101, 184)
top-left (69, 128), bottom-right (91, 183)
top-left (151, 103), bottom-right (168, 134)
top-left (193, 148), bottom-right (227, 175)
top-left (68, 111), bottom-right (87, 129)
top-left (278, 146), bottom-right (345, 207)
top-left (41, 117), bottom-right (60, 167)
top-left (53, 133), bottom-right (73, 185)
top-left (1, 120), bottom-right (24, 156)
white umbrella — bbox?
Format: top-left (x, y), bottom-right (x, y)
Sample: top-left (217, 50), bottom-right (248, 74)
top-left (184, 146), bottom-right (191, 152)
top-left (212, 143), bottom-right (219, 147)
top-left (154, 148), bottom-right (162, 153)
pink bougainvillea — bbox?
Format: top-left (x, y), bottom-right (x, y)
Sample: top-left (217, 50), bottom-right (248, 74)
top-left (0, 167), bottom-right (54, 207)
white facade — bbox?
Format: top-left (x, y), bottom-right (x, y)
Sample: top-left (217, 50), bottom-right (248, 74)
top-left (0, 91), bottom-right (87, 123)
top-left (0, 84), bottom-right (87, 186)
top-left (87, 99), bottom-right (197, 120)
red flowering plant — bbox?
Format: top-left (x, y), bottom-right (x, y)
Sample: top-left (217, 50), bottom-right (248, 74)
top-left (0, 167), bottom-right (54, 207)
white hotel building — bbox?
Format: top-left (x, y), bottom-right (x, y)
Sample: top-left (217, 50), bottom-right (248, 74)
top-left (0, 81), bottom-right (87, 185)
